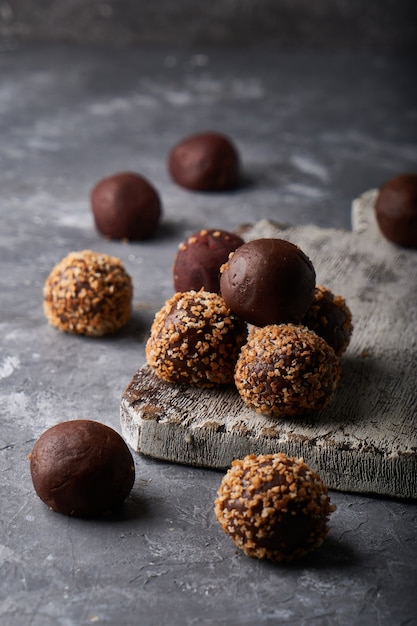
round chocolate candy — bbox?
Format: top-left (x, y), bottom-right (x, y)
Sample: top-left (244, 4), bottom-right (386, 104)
top-left (234, 324), bottom-right (341, 417)
top-left (214, 452), bottom-right (335, 562)
top-left (302, 285), bottom-right (353, 356)
top-left (146, 290), bottom-right (247, 387)
top-left (168, 131), bottom-right (240, 191)
top-left (220, 238), bottom-right (316, 327)
top-left (173, 228), bottom-right (244, 293)
top-left (29, 420), bottom-right (135, 517)
top-left (374, 173), bottom-right (417, 248)
top-left (90, 171), bottom-right (162, 240)
top-left (43, 250), bottom-right (132, 337)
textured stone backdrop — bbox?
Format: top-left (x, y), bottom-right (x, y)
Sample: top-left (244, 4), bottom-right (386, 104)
top-left (1, 0), bottom-right (416, 49)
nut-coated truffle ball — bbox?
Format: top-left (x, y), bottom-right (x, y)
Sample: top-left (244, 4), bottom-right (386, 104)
top-left (173, 228), bottom-right (244, 293)
top-left (374, 173), bottom-right (417, 248)
top-left (234, 324), bottom-right (341, 417)
top-left (220, 238), bottom-right (316, 327)
top-left (214, 453), bottom-right (335, 562)
top-left (43, 250), bottom-right (132, 336)
top-left (302, 285), bottom-right (353, 356)
top-left (29, 420), bottom-right (135, 517)
top-left (146, 290), bottom-right (247, 387)
top-left (168, 131), bottom-right (240, 191)
top-left (91, 171), bottom-right (162, 240)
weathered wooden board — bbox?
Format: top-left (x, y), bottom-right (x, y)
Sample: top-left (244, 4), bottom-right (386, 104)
top-left (120, 190), bottom-right (417, 499)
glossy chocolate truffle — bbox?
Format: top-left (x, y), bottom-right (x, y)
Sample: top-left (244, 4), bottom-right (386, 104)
top-left (43, 250), bottom-right (132, 336)
top-left (220, 238), bottom-right (316, 327)
top-left (234, 324), bottom-right (341, 417)
top-left (214, 453), bottom-right (335, 562)
top-left (302, 285), bottom-right (353, 356)
top-left (91, 172), bottom-right (162, 240)
top-left (29, 420), bottom-right (135, 517)
top-left (146, 290), bottom-right (247, 387)
top-left (173, 228), bottom-right (244, 293)
top-left (168, 132), bottom-right (240, 191)
top-left (374, 173), bottom-right (417, 248)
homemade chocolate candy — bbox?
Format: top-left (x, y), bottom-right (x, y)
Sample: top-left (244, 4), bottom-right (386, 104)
top-left (220, 238), bottom-right (316, 327)
top-left (302, 285), bottom-right (353, 356)
top-left (91, 171), bottom-right (162, 240)
top-left (168, 131), bottom-right (240, 191)
top-left (43, 250), bottom-right (132, 336)
top-left (29, 420), bottom-right (135, 517)
top-left (146, 290), bottom-right (247, 387)
top-left (374, 173), bottom-right (417, 248)
top-left (214, 452), bottom-right (335, 562)
top-left (173, 228), bottom-right (244, 293)
top-left (234, 324), bottom-right (341, 417)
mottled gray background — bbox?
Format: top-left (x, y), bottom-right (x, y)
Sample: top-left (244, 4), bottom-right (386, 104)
top-left (1, 0), bottom-right (416, 49)
top-left (1, 3), bottom-right (417, 626)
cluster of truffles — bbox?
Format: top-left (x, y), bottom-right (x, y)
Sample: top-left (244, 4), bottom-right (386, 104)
top-left (39, 130), bottom-right (395, 562)
top-left (42, 132), bottom-right (241, 337)
top-left (147, 235), bottom-right (352, 420)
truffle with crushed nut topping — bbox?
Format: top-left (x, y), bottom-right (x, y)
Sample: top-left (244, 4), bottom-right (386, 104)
top-left (146, 290), bottom-right (247, 387)
top-left (173, 228), bottom-right (244, 293)
top-left (234, 324), bottom-right (341, 417)
top-left (29, 420), bottom-right (135, 518)
top-left (302, 285), bottom-right (353, 356)
top-left (214, 453), bottom-right (336, 562)
top-left (220, 238), bottom-right (316, 327)
top-left (43, 250), bottom-right (132, 336)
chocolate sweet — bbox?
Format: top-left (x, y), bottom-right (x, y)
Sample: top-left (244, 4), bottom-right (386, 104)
top-left (29, 420), bottom-right (135, 517)
top-left (214, 453), bottom-right (335, 562)
top-left (234, 324), bottom-right (341, 417)
top-left (374, 173), bottom-right (417, 248)
top-left (168, 132), bottom-right (240, 191)
top-left (173, 228), bottom-right (244, 293)
top-left (302, 285), bottom-right (353, 356)
top-left (90, 172), bottom-right (162, 240)
top-left (220, 238), bottom-right (316, 327)
top-left (43, 249), bottom-right (132, 336)
top-left (146, 290), bottom-right (247, 387)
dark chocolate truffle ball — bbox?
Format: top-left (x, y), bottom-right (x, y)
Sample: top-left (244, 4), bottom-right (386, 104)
top-left (234, 324), bottom-right (341, 417)
top-left (168, 132), bottom-right (240, 191)
top-left (43, 250), bottom-right (132, 337)
top-left (374, 173), bottom-right (417, 248)
top-left (214, 453), bottom-right (335, 562)
top-left (302, 285), bottom-right (353, 356)
top-left (91, 172), bottom-right (162, 240)
top-left (173, 228), bottom-right (244, 293)
top-left (29, 420), bottom-right (135, 517)
top-left (220, 238), bottom-right (316, 327)
top-left (146, 290), bottom-right (247, 387)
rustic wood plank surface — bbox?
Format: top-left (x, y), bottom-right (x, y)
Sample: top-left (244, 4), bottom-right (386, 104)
top-left (120, 190), bottom-right (417, 499)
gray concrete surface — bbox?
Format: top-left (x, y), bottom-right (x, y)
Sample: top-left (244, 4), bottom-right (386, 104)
top-left (1, 41), bottom-right (417, 625)
top-left (1, 1), bottom-right (417, 50)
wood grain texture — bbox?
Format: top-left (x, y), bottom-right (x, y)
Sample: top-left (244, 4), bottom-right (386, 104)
top-left (120, 190), bottom-right (417, 499)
